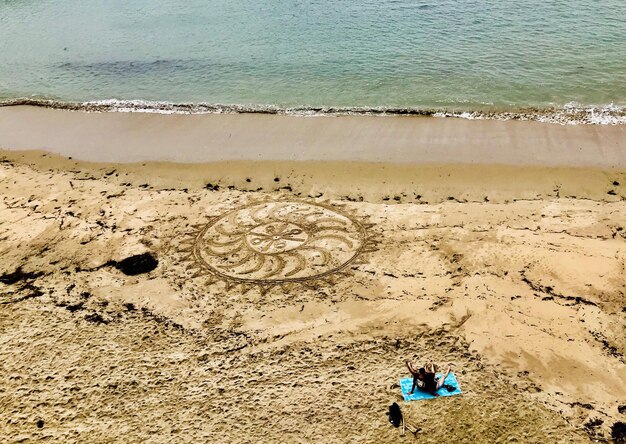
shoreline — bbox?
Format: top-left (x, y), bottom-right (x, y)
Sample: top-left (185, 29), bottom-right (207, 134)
top-left (2, 98), bottom-right (626, 125)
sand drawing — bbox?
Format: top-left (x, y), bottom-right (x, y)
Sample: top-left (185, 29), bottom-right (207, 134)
top-left (182, 200), bottom-right (378, 293)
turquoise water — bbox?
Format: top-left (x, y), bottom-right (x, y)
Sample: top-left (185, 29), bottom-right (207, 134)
top-left (1, 0), bottom-right (625, 120)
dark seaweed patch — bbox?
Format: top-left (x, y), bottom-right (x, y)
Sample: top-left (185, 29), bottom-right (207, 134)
top-left (0, 268), bottom-right (43, 285)
top-left (56, 301), bottom-right (85, 313)
top-left (58, 59), bottom-right (191, 76)
top-left (84, 313), bottom-right (108, 325)
top-left (570, 402), bottom-right (594, 410)
top-left (584, 418), bottom-right (603, 431)
top-left (115, 253), bottom-right (158, 276)
top-left (612, 422), bottom-right (626, 443)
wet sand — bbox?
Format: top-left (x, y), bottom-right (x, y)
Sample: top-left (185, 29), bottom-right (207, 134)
top-left (1, 105), bottom-right (626, 166)
top-left (1, 109), bottom-right (625, 443)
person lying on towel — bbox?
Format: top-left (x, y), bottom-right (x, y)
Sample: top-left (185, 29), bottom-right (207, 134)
top-left (405, 360), bottom-right (453, 396)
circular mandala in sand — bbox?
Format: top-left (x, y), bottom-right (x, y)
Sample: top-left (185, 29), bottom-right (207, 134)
top-left (187, 200), bottom-right (376, 291)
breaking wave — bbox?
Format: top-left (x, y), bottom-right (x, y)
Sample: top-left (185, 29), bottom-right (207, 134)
top-left (1, 98), bottom-right (625, 125)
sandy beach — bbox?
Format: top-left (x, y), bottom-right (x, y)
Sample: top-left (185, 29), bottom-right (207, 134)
top-left (1, 108), bottom-right (625, 443)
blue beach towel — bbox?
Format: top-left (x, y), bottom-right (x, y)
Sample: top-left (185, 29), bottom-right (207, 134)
top-left (400, 372), bottom-right (462, 401)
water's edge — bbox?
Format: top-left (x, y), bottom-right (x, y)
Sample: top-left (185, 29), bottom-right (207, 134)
top-left (2, 98), bottom-right (625, 125)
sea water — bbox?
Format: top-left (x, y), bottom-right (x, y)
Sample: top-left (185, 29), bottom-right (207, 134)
top-left (0, 0), bottom-right (624, 123)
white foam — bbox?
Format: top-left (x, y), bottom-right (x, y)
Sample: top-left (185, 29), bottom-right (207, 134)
top-left (1, 98), bottom-right (625, 125)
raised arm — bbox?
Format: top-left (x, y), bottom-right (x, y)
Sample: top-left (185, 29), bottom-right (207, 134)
top-left (405, 360), bottom-right (417, 375)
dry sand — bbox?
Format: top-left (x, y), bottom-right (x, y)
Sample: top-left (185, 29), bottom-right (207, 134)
top-left (1, 110), bottom-right (625, 443)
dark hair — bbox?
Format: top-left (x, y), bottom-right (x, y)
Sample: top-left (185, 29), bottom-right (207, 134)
top-left (424, 372), bottom-right (438, 394)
